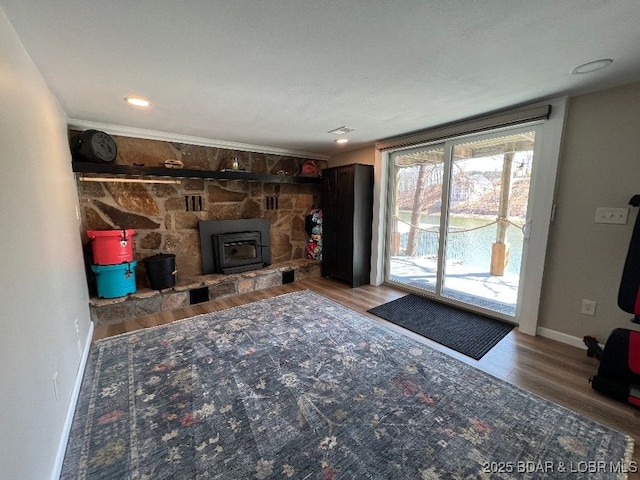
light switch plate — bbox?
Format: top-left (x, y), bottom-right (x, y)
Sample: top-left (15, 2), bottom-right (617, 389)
top-left (594, 207), bottom-right (629, 225)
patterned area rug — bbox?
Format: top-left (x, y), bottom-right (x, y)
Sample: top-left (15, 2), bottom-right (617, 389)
top-left (368, 294), bottom-right (514, 360)
top-left (62, 291), bottom-right (634, 479)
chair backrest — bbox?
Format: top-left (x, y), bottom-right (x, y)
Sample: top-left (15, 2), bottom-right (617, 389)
top-left (618, 195), bottom-right (640, 319)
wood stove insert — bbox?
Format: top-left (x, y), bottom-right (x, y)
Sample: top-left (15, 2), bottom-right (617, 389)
top-left (199, 219), bottom-right (271, 275)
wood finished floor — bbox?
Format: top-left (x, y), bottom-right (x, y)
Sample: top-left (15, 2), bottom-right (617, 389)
top-left (94, 277), bottom-right (640, 476)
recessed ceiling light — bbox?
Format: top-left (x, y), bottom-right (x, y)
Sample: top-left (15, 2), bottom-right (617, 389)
top-left (124, 96), bottom-right (152, 107)
top-left (571, 59), bottom-right (613, 75)
top-left (328, 126), bottom-right (355, 136)
top-left (335, 138), bottom-right (349, 144)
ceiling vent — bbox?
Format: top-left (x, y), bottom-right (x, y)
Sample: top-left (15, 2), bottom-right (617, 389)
top-left (328, 126), bottom-right (356, 136)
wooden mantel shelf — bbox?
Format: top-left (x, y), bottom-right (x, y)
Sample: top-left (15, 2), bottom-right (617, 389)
top-left (72, 162), bottom-right (322, 184)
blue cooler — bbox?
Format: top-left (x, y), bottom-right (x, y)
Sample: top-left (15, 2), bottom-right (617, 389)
top-left (91, 261), bottom-right (137, 298)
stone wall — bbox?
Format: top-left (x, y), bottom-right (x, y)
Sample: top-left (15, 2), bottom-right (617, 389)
top-left (74, 133), bottom-right (325, 287)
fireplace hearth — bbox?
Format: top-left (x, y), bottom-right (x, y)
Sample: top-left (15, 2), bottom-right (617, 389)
top-left (199, 219), bottom-right (271, 274)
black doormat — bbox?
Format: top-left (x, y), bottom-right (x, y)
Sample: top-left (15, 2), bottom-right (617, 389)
top-left (368, 295), bottom-right (514, 360)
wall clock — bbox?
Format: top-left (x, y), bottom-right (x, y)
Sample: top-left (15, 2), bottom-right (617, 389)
top-left (73, 129), bottom-right (117, 163)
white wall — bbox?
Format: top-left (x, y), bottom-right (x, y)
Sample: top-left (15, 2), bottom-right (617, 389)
top-left (538, 82), bottom-right (640, 340)
top-left (328, 144), bottom-right (376, 168)
top-left (0, 10), bottom-right (91, 480)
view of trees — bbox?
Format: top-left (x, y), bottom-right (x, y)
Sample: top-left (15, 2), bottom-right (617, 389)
top-left (395, 152), bottom-right (532, 221)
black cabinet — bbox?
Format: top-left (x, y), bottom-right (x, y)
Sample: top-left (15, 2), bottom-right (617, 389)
top-left (322, 164), bottom-right (374, 287)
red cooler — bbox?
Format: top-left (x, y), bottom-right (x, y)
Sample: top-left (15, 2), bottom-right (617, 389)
top-left (87, 229), bottom-right (136, 265)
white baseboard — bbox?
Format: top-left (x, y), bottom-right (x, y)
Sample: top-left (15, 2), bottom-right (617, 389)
top-left (50, 321), bottom-right (94, 480)
top-left (536, 326), bottom-right (586, 349)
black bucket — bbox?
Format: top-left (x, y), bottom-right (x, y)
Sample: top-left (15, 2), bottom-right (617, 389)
top-left (143, 253), bottom-right (177, 290)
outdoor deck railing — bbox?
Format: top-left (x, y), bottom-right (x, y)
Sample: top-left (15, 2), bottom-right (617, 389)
top-left (394, 215), bottom-right (524, 272)
top-left (397, 224), bottom-right (463, 260)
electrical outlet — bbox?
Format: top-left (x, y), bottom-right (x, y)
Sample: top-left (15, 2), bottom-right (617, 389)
top-left (74, 318), bottom-right (80, 340)
top-left (53, 372), bottom-right (59, 401)
top-left (581, 299), bottom-right (597, 316)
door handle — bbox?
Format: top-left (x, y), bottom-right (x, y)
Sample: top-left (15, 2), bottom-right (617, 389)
top-left (522, 219), bottom-right (532, 240)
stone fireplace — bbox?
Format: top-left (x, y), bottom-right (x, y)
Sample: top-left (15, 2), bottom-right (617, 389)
top-left (74, 132), bottom-right (325, 288)
top-left (75, 132), bottom-right (326, 327)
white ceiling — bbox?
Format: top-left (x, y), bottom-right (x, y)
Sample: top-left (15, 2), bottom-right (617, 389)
top-left (2, 1), bottom-right (640, 159)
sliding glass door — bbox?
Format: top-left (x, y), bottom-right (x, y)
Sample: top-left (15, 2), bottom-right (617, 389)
top-left (385, 127), bottom-right (537, 319)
